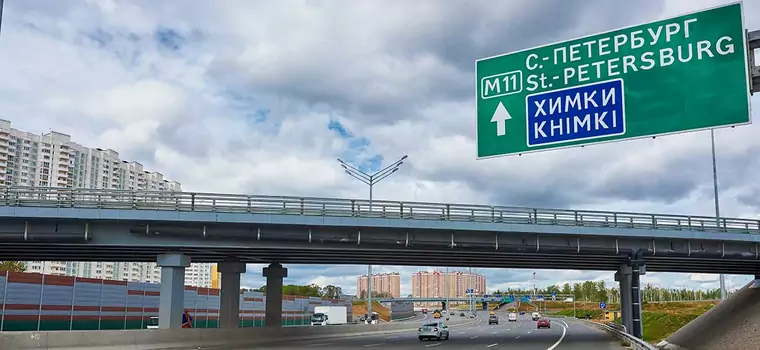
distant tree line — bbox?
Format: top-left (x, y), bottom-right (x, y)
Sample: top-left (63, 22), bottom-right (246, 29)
top-left (492, 280), bottom-right (727, 303)
top-left (244, 284), bottom-right (344, 298)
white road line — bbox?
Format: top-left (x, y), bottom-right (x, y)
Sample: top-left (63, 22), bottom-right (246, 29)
top-left (527, 331), bottom-right (532, 334)
top-left (385, 336), bottom-right (399, 339)
top-left (515, 336), bottom-right (521, 339)
top-left (425, 343), bottom-right (442, 347)
top-left (307, 343), bottom-right (333, 347)
top-left (363, 343), bottom-right (384, 347)
top-left (486, 344), bottom-right (499, 348)
top-left (469, 335), bottom-right (479, 339)
top-left (460, 332), bottom-right (467, 334)
top-left (546, 323), bottom-right (568, 350)
top-left (492, 331), bottom-right (499, 334)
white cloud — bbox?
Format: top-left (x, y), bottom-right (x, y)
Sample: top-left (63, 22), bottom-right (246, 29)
top-left (3, 0), bottom-right (760, 292)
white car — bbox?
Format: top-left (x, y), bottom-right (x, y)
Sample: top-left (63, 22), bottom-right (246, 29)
top-left (531, 312), bottom-right (541, 321)
top-left (508, 313), bottom-right (518, 322)
top-left (418, 321), bottom-right (450, 341)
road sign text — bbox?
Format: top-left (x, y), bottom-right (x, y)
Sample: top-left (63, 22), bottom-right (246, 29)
top-left (475, 3), bottom-right (750, 158)
top-left (527, 79), bottom-right (625, 146)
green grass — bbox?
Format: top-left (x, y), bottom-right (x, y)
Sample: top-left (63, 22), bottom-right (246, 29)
top-left (549, 303), bottom-right (717, 343)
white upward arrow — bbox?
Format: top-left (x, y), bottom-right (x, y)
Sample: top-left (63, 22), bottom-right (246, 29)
top-left (490, 101), bottom-right (512, 136)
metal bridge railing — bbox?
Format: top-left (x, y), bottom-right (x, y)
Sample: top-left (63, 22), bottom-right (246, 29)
top-left (580, 320), bottom-right (657, 350)
top-left (1, 186), bottom-right (758, 235)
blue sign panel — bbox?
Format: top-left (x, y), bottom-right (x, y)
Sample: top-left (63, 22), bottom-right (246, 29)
top-left (551, 291), bottom-right (556, 296)
top-left (526, 78), bottom-right (625, 147)
top-left (600, 301), bottom-right (607, 309)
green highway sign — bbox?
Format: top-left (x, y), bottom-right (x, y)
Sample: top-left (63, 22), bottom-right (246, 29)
top-left (475, 2), bottom-right (751, 159)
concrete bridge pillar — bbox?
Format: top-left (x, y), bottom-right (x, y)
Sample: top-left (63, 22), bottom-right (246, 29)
top-left (263, 262), bottom-right (288, 327)
top-left (218, 261), bottom-right (246, 328)
top-left (157, 252), bottom-right (191, 329)
top-left (615, 264), bottom-right (632, 333)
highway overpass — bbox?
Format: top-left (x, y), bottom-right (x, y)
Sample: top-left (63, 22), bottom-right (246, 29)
top-left (0, 187), bottom-right (758, 274)
top-left (1, 186), bottom-right (759, 338)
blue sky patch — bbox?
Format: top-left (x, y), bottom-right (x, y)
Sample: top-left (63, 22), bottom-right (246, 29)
top-left (328, 120), bottom-right (383, 173)
top-left (154, 27), bottom-right (185, 51)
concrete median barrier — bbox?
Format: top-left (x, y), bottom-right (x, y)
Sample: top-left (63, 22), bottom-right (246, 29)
top-left (0, 317), bottom-right (482, 350)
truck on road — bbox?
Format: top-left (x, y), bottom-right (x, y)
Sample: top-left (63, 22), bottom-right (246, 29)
top-left (311, 306), bottom-right (348, 326)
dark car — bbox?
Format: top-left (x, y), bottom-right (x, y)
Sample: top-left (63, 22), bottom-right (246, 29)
top-left (519, 311), bottom-right (525, 315)
top-left (459, 312), bottom-right (465, 317)
top-left (537, 318), bottom-right (551, 329)
top-left (488, 315), bottom-right (499, 325)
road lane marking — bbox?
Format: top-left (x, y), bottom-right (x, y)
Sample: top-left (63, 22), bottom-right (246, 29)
top-left (469, 336), bottom-right (479, 339)
top-left (515, 336), bottom-right (521, 339)
top-left (425, 343), bottom-right (442, 347)
top-left (460, 332), bottom-right (466, 334)
top-left (492, 331), bottom-right (499, 334)
top-left (486, 344), bottom-right (498, 348)
top-left (363, 343), bottom-right (384, 347)
top-left (546, 323), bottom-right (568, 350)
top-left (527, 331), bottom-right (532, 334)
top-left (307, 343), bottom-right (333, 347)
top-left (385, 336), bottom-right (399, 339)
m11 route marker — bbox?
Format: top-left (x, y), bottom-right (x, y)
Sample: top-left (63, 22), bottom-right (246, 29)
top-left (475, 2), bottom-right (751, 159)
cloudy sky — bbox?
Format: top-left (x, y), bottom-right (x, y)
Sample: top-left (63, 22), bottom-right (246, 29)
top-left (1, 0), bottom-right (759, 295)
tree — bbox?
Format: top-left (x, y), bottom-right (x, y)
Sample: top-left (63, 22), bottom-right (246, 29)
top-left (359, 290), bottom-right (367, 299)
top-left (282, 284), bottom-right (321, 297)
top-left (0, 261), bottom-right (25, 273)
top-left (320, 285), bottom-right (343, 298)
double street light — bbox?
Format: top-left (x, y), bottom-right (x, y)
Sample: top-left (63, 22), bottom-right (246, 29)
top-left (337, 155), bottom-right (408, 320)
top-left (338, 155), bottom-right (408, 206)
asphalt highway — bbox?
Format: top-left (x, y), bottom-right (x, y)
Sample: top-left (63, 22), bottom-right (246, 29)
top-left (243, 312), bottom-right (625, 350)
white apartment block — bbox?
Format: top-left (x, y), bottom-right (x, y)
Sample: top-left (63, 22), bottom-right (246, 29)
top-left (23, 261), bottom-right (215, 288)
top-left (0, 119), bottom-right (181, 191)
top-left (0, 119), bottom-right (211, 286)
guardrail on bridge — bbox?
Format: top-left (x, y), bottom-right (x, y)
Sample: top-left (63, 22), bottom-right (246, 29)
top-left (1, 186), bottom-right (759, 235)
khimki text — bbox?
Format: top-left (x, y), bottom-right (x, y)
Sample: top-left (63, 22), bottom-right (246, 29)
top-left (527, 79), bottom-right (625, 147)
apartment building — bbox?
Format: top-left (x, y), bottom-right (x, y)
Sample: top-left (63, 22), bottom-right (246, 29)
top-left (357, 272), bottom-right (401, 298)
top-left (0, 119), bottom-right (211, 286)
top-left (0, 120), bottom-right (181, 191)
top-left (23, 261), bottom-right (215, 287)
top-left (412, 270), bottom-right (486, 298)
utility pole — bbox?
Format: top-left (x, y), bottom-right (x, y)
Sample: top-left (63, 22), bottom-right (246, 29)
top-left (337, 155), bottom-right (408, 320)
top-left (445, 266), bottom-right (449, 312)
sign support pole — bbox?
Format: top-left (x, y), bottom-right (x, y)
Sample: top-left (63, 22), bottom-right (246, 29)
top-left (710, 129), bottom-right (727, 300)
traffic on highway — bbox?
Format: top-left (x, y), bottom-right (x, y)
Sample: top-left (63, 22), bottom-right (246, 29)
top-left (237, 310), bottom-right (627, 349)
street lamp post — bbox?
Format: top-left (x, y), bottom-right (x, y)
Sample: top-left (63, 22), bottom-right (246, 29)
top-left (337, 155), bottom-right (408, 320)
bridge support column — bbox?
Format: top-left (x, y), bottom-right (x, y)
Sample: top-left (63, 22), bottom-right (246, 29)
top-left (219, 261), bottom-right (246, 328)
top-left (630, 263), bottom-right (645, 339)
top-left (615, 265), bottom-right (632, 334)
top-left (263, 263), bottom-right (288, 327)
top-left (157, 253), bottom-right (191, 329)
